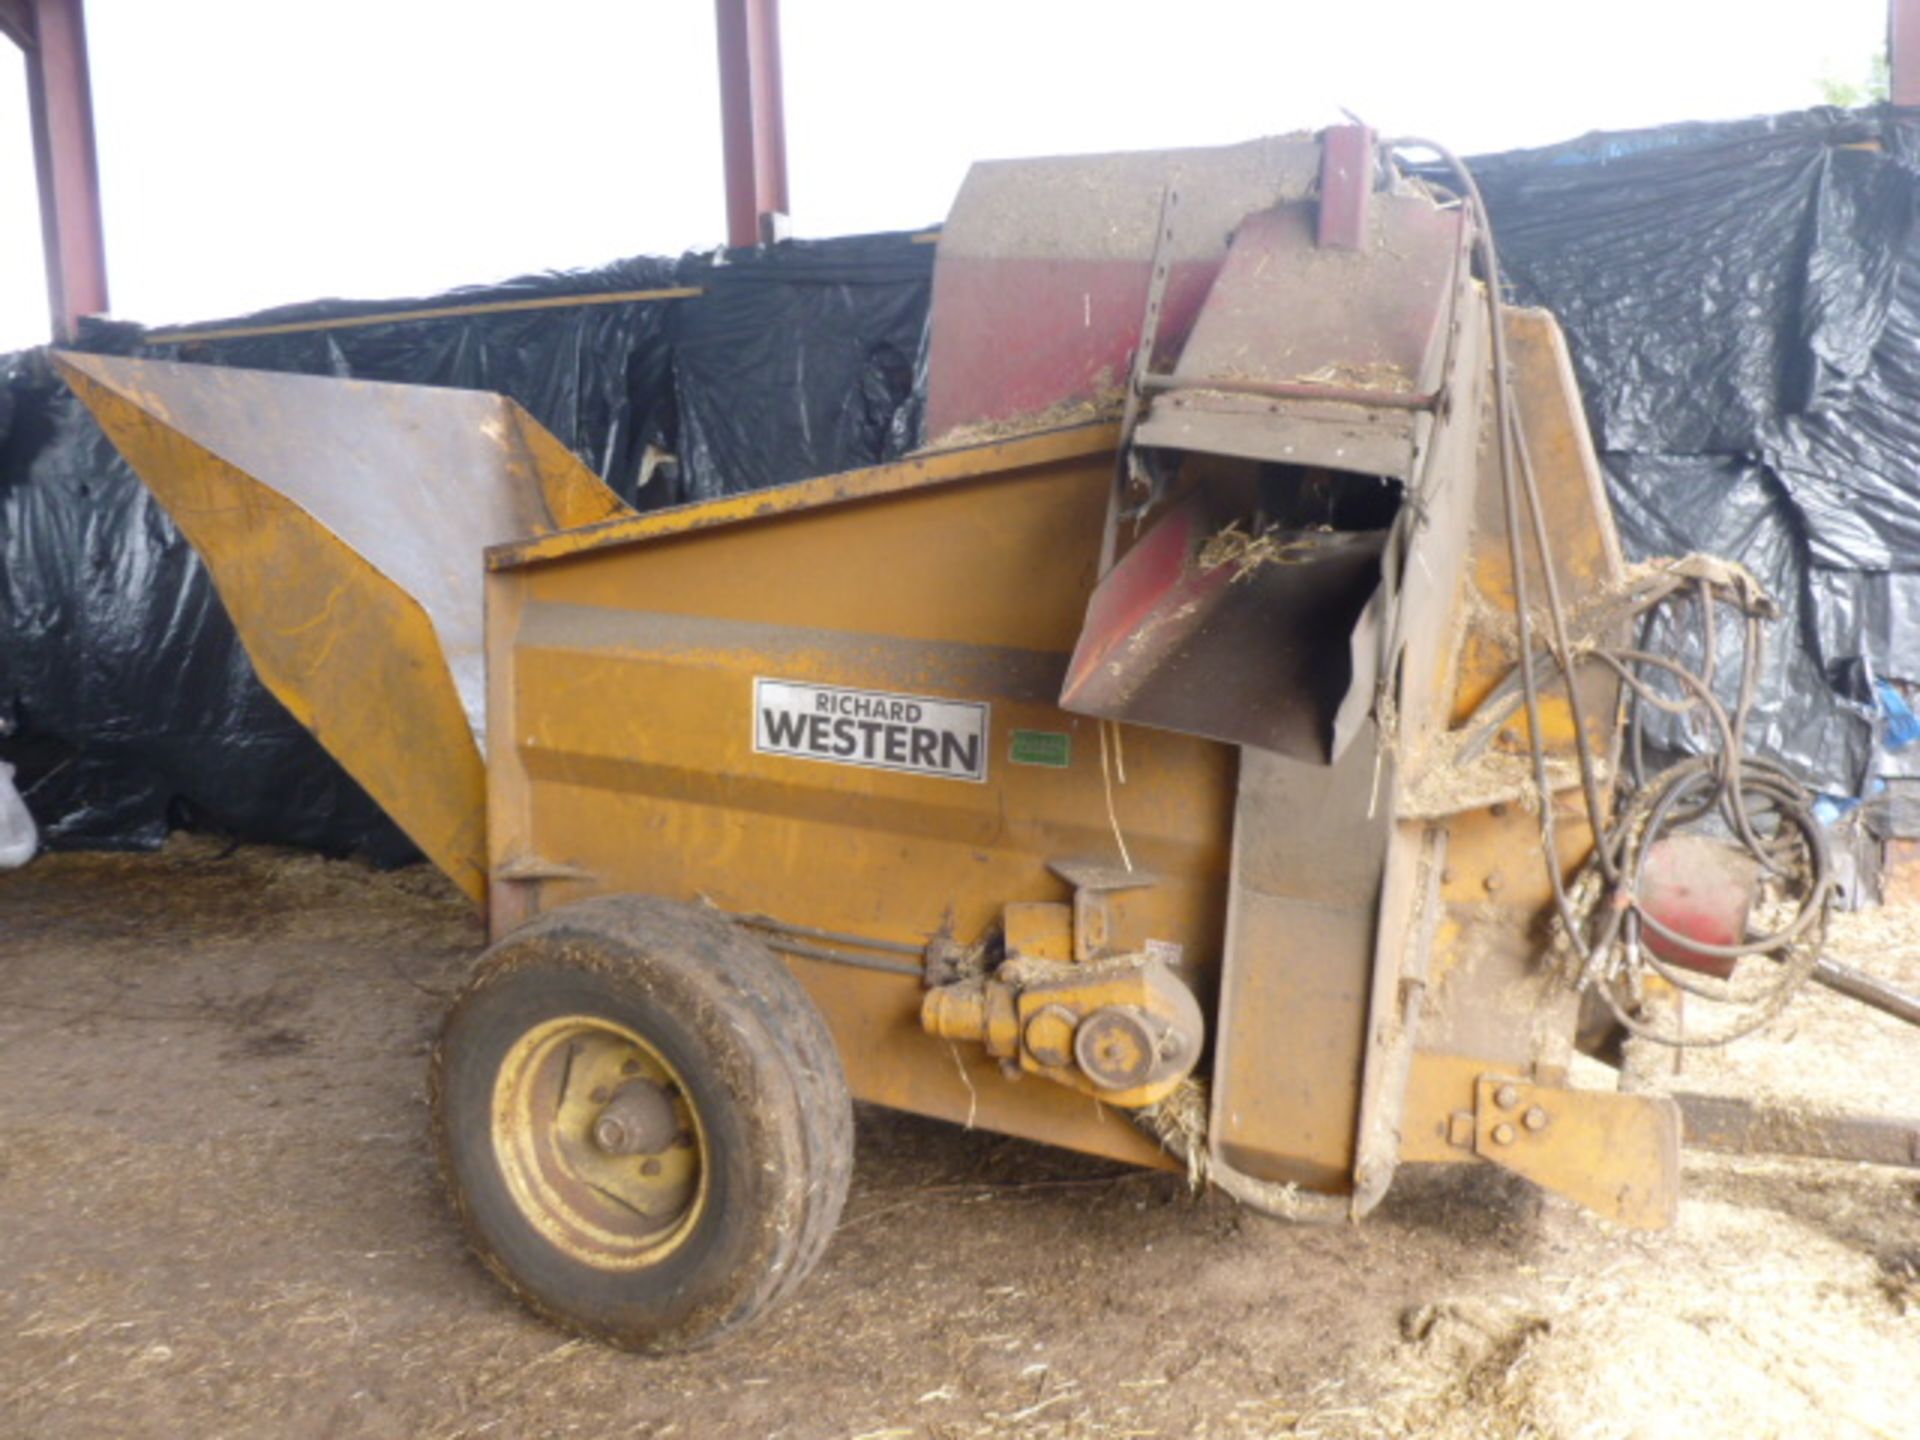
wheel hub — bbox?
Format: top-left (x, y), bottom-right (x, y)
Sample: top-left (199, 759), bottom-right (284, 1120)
top-left (592, 1079), bottom-right (681, 1156)
top-left (491, 1016), bottom-right (708, 1269)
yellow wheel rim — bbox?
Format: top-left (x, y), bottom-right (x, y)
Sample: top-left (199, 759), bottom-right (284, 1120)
top-left (491, 1015), bottom-right (708, 1270)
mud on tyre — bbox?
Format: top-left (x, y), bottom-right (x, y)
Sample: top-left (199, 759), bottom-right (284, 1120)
top-left (432, 895), bottom-right (853, 1352)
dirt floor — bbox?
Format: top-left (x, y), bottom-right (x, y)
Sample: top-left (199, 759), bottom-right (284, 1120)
top-left (2, 838), bottom-right (1916, 1440)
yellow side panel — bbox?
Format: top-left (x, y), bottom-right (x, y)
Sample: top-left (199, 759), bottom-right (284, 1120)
top-left (1418, 309), bottom-right (1628, 1072)
top-left (488, 439), bottom-right (1234, 1166)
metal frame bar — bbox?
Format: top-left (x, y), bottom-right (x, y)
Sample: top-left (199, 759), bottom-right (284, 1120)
top-left (1138, 370), bottom-right (1437, 412)
top-left (714, 0), bottom-right (789, 248)
top-left (143, 285), bottom-right (703, 347)
top-left (1677, 1091), bottom-right (1920, 1169)
top-left (8, 0), bottom-right (109, 341)
top-left (1895, 0), bottom-right (1920, 106)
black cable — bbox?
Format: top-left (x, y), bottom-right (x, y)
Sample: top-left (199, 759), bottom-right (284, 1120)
top-left (1385, 138), bottom-right (1833, 1050)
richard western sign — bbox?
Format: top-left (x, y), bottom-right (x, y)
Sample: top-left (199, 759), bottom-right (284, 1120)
top-left (753, 679), bottom-right (989, 783)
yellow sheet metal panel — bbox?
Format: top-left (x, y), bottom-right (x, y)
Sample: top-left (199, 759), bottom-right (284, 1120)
top-left (57, 352), bottom-right (638, 907)
top-left (1402, 305), bottom-right (1632, 1158)
top-left (485, 438), bottom-right (1230, 1165)
top-left (58, 356), bottom-right (490, 901)
top-left (1210, 738), bottom-right (1390, 1191)
top-left (1453, 308), bottom-right (1626, 727)
top-left (1333, 304), bottom-right (1651, 1219)
top-left (505, 406), bottom-right (637, 533)
top-left (1424, 308), bottom-right (1626, 984)
top-left (492, 424), bottom-right (1123, 572)
top-left (1471, 1074), bottom-right (1679, 1230)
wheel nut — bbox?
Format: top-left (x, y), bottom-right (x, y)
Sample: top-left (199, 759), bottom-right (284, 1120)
top-left (1492, 1122), bottom-right (1517, 1146)
top-left (1483, 873), bottom-right (1505, 894)
top-left (593, 1116), bottom-right (628, 1151)
top-left (1494, 1084), bottom-right (1520, 1110)
top-left (640, 1158), bottom-right (662, 1177)
top-left (1523, 1106), bottom-right (1549, 1132)
top-left (589, 1086), bottom-right (611, 1103)
top-left (621, 1059), bottom-right (642, 1076)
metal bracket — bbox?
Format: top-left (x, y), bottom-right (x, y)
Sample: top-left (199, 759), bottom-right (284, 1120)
top-left (1472, 1074), bottom-right (1680, 1231)
top-left (1047, 859), bottom-right (1158, 962)
top-left (1100, 184), bottom-right (1180, 574)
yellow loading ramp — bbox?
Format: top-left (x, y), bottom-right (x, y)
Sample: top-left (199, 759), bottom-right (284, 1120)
top-left (55, 352), bottom-right (631, 903)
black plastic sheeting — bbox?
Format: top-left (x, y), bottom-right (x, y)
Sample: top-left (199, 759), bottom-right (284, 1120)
top-left (0, 235), bottom-right (932, 858)
top-left (10, 107), bottom-right (1920, 860)
top-left (1465, 108), bottom-right (1920, 795)
top-left (670, 240), bottom-right (932, 500)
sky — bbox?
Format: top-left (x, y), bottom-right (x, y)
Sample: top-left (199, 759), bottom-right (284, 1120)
top-left (0, 0), bottom-right (1895, 350)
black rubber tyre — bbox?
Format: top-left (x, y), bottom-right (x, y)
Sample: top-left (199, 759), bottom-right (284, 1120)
top-left (431, 895), bottom-right (853, 1352)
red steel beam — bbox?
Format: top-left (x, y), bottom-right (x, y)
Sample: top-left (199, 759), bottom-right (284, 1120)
top-left (714, 0), bottom-right (789, 248)
top-left (1896, 0), bottom-right (1920, 106)
top-left (9, 0), bottom-right (109, 341)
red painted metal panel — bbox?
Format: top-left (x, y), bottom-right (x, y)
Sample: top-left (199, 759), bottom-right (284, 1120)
top-left (923, 138), bottom-right (1326, 439)
top-left (1163, 198), bottom-right (1462, 399)
top-left (925, 254), bottom-right (1219, 439)
top-left (1059, 490), bottom-right (1387, 762)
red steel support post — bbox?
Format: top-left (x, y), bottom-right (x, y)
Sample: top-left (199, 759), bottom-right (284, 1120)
top-left (714, 0), bottom-right (789, 248)
top-left (1896, 0), bottom-right (1920, 106)
top-left (6, 0), bottom-right (109, 340)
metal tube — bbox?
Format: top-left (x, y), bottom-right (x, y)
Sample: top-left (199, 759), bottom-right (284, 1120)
top-left (755, 937), bottom-right (924, 980)
top-left (1811, 956), bottom-right (1920, 1029)
top-left (1677, 1091), bottom-right (1920, 1168)
top-left (727, 912), bottom-right (926, 956)
top-left (16, 0), bottom-right (109, 340)
top-left (714, 0), bottom-right (790, 247)
top-left (1138, 371), bottom-right (1437, 412)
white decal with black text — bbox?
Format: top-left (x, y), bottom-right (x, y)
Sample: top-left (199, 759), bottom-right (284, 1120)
top-left (754, 679), bottom-right (989, 783)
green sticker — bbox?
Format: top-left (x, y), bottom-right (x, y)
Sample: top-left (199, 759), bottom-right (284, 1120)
top-left (1010, 729), bottom-right (1072, 768)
